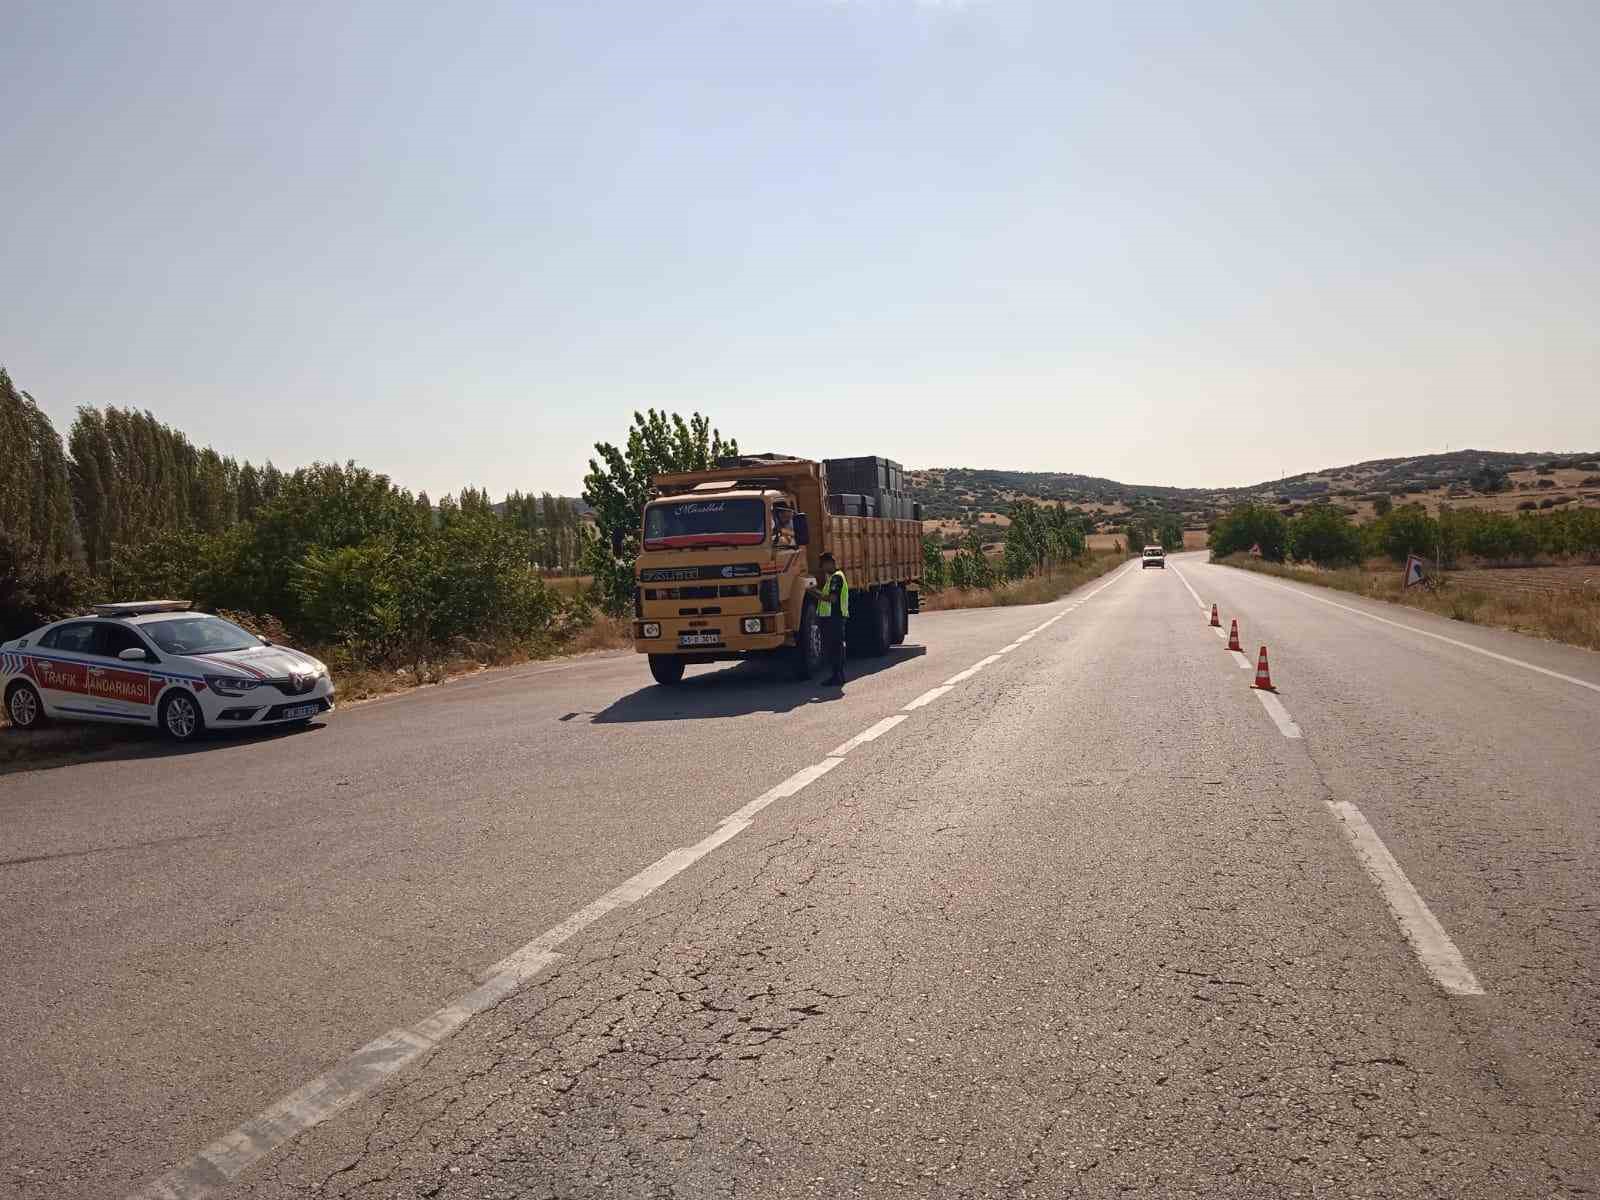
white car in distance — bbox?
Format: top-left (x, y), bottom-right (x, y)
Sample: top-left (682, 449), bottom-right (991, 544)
top-left (1, 601), bottom-right (335, 742)
top-left (1142, 545), bottom-right (1166, 568)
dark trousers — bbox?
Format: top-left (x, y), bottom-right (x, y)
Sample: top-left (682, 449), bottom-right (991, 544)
top-left (823, 613), bottom-right (846, 682)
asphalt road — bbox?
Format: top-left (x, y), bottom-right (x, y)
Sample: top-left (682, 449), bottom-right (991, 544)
top-left (2, 553), bottom-right (1597, 1198)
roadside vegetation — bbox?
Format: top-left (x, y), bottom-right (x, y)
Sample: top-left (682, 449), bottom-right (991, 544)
top-left (1, 370), bottom-right (706, 723)
top-left (1209, 499), bottom-right (1600, 651)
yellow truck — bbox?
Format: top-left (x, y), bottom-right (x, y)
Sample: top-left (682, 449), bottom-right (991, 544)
top-left (628, 456), bottom-right (922, 684)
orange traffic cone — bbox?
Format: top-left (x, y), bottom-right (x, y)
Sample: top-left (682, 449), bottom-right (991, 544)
top-left (1253, 646), bottom-right (1275, 691)
top-left (1227, 619), bottom-right (1242, 652)
top-left (1209, 603), bottom-right (1221, 627)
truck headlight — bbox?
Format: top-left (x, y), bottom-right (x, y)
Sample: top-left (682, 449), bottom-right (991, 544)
top-left (642, 622), bottom-right (661, 638)
top-left (742, 617), bottom-right (763, 634)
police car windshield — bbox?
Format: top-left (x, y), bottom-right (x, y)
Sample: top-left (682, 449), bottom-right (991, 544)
top-left (644, 498), bottom-right (765, 546)
top-left (143, 616), bottom-right (258, 655)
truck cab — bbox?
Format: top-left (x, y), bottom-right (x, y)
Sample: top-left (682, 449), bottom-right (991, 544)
top-left (633, 482), bottom-right (816, 684)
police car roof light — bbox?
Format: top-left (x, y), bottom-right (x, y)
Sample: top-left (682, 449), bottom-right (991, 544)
top-left (90, 600), bottom-right (194, 617)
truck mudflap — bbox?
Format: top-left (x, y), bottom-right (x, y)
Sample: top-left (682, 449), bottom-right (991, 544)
top-left (907, 589), bottom-right (921, 614)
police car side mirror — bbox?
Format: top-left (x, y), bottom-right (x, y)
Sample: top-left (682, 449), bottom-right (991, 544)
top-left (118, 647), bottom-right (150, 663)
top-left (793, 514), bottom-right (810, 546)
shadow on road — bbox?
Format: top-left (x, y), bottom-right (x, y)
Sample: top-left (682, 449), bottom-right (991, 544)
top-left (593, 645), bottom-right (927, 724)
top-left (0, 719), bottom-right (330, 777)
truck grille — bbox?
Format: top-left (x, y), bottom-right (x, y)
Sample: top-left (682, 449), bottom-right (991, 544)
top-left (646, 584), bottom-right (759, 600)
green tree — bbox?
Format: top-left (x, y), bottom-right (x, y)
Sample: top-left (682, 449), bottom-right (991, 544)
top-left (1, 369), bottom-right (78, 570)
top-left (1209, 504), bottom-right (1288, 561)
top-left (1286, 505), bottom-right (1362, 566)
top-left (581, 411), bottom-right (738, 614)
top-left (921, 534), bottom-right (948, 592)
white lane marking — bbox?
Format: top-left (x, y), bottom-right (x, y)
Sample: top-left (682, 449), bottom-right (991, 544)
top-left (131, 753), bottom-right (850, 1200)
top-left (1211, 626), bottom-right (1228, 641)
top-left (1254, 690), bottom-right (1302, 738)
top-left (720, 758), bottom-right (844, 826)
top-left (1223, 570), bottom-right (1600, 697)
top-left (997, 644), bottom-right (1019, 655)
top-left (1230, 650), bottom-right (1253, 670)
top-left (1171, 566), bottom-right (1207, 611)
top-left (942, 656), bottom-right (1000, 687)
top-left (1326, 801), bottom-right (1484, 996)
top-left (829, 715), bottom-right (908, 757)
top-left (903, 684), bottom-right (954, 711)
top-left (1015, 632), bottom-right (1034, 643)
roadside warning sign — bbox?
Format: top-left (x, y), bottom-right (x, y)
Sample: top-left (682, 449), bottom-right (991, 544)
top-left (1403, 554), bottom-right (1427, 587)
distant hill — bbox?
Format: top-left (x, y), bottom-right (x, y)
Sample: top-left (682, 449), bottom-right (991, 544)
top-left (909, 450), bottom-right (1600, 538)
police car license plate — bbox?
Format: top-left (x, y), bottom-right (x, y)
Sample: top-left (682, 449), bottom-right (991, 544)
top-left (281, 703), bottom-right (319, 720)
top-left (679, 632), bottom-right (720, 647)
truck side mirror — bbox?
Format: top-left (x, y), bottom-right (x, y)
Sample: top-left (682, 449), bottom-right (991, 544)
top-left (793, 513), bottom-right (810, 546)
top-left (610, 528), bottom-right (624, 557)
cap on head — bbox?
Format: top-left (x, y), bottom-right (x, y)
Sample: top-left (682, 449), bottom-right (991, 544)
top-left (820, 551), bottom-right (836, 565)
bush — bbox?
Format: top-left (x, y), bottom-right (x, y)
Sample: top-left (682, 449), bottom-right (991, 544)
top-left (0, 532), bottom-right (89, 640)
top-left (1210, 504), bottom-right (1288, 561)
top-left (1286, 505), bottom-right (1362, 566)
top-left (1366, 504), bottom-right (1438, 563)
top-left (1518, 500), bottom-right (1538, 511)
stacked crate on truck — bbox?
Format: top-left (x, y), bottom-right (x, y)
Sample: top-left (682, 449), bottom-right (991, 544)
top-left (824, 456), bottom-right (919, 521)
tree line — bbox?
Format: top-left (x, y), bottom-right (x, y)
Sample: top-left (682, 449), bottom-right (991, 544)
top-left (1210, 501), bottom-right (1600, 568)
top-left (0, 367), bottom-right (594, 659)
top-left (920, 499), bottom-right (1090, 592)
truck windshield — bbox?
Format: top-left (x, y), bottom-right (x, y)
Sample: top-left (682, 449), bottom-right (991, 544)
top-left (644, 498), bottom-right (766, 547)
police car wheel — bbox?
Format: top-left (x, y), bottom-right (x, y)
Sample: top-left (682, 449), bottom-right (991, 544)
top-left (160, 691), bottom-right (205, 742)
top-left (6, 682), bottom-right (45, 730)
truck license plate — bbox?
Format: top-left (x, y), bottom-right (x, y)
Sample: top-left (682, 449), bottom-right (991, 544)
top-left (679, 632), bottom-right (720, 647)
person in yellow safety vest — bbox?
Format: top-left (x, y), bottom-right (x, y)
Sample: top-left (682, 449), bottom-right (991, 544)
top-left (811, 551), bottom-right (849, 687)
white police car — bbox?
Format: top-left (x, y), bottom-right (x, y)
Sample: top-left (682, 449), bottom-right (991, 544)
top-left (1, 601), bottom-right (335, 742)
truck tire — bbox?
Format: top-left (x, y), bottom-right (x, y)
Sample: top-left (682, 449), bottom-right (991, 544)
top-left (648, 654), bottom-right (686, 686)
top-left (891, 586), bottom-right (908, 646)
top-left (854, 587), bottom-right (891, 657)
top-left (789, 600), bottom-right (823, 681)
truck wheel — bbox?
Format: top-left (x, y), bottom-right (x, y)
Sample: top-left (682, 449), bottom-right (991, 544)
top-left (648, 655), bottom-right (686, 686)
top-left (790, 601), bottom-right (823, 681)
top-left (891, 586), bottom-right (908, 646)
top-left (857, 588), bottom-right (892, 657)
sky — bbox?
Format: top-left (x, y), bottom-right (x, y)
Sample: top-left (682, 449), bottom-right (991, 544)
top-left (4, 0), bottom-right (1598, 498)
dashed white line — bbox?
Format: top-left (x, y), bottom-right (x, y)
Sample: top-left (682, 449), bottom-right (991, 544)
top-left (1211, 626), bottom-right (1228, 641)
top-left (943, 656), bottom-right (1000, 687)
top-left (829, 715), bottom-right (908, 757)
top-left (1326, 801), bottom-right (1484, 996)
top-left (903, 684), bottom-right (954, 711)
top-left (1253, 690), bottom-right (1302, 738)
top-left (1230, 649), bottom-right (1253, 670)
top-left (1225, 570), bottom-right (1600, 696)
top-left (131, 752), bottom-right (850, 1200)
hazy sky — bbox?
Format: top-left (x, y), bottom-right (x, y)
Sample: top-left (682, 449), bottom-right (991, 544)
top-left (5, 0), bottom-right (1597, 497)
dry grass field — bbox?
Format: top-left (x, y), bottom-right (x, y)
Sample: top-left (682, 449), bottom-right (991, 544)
top-left (1220, 555), bottom-right (1600, 652)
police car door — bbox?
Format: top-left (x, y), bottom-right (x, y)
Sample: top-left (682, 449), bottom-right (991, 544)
top-left (90, 621), bottom-right (161, 722)
top-left (31, 621), bottom-right (99, 718)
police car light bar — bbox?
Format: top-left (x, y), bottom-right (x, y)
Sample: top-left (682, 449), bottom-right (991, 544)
top-left (90, 600), bottom-right (194, 616)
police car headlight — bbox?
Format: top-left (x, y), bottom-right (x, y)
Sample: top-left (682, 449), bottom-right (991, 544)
top-left (742, 618), bottom-right (763, 634)
top-left (206, 674), bottom-right (262, 697)
top-left (641, 622), bottom-right (661, 639)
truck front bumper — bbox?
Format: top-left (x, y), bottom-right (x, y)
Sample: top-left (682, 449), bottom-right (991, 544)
top-left (634, 613), bottom-right (790, 656)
